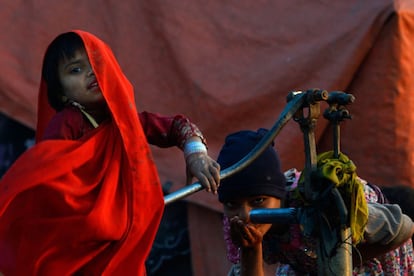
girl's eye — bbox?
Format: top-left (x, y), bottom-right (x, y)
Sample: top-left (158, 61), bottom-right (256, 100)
top-left (70, 67), bottom-right (81, 73)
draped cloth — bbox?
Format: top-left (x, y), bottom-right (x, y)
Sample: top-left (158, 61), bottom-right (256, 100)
top-left (295, 151), bottom-right (368, 245)
top-left (0, 30), bottom-right (164, 275)
top-left (316, 151), bottom-right (368, 244)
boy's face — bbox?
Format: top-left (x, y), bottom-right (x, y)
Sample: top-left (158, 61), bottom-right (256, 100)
top-left (58, 48), bottom-right (105, 110)
top-left (223, 195), bottom-right (281, 234)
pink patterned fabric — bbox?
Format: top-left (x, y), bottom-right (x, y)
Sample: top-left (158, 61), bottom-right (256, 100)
top-left (353, 182), bottom-right (414, 275)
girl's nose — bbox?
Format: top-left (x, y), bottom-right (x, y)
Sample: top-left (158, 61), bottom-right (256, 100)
top-left (87, 67), bottom-right (94, 76)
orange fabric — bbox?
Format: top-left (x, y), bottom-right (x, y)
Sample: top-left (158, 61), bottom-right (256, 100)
top-left (1, 3), bottom-right (414, 275)
top-left (0, 30), bottom-right (164, 275)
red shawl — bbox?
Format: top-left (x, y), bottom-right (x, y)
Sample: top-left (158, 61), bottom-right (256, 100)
top-left (0, 30), bottom-right (164, 275)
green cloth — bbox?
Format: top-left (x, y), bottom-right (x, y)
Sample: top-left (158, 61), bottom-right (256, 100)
top-left (316, 151), bottom-right (368, 244)
top-left (296, 151), bottom-right (368, 244)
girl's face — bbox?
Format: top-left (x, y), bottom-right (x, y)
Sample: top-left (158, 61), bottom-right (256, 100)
top-left (58, 48), bottom-right (105, 111)
top-left (223, 195), bottom-right (281, 234)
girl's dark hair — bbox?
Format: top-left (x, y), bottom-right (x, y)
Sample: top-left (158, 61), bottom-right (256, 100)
top-left (42, 32), bottom-right (85, 111)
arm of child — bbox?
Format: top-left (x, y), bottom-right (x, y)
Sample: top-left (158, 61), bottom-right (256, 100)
top-left (139, 111), bottom-right (220, 193)
top-left (354, 202), bottom-right (414, 262)
top-left (227, 216), bottom-right (265, 276)
top-left (184, 136), bottom-right (220, 194)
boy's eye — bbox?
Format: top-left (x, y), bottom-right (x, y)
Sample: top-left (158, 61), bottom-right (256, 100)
top-left (251, 197), bottom-right (265, 206)
top-left (225, 201), bottom-right (239, 209)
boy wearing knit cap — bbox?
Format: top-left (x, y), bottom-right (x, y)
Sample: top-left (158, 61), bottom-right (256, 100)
top-left (217, 129), bottom-right (287, 276)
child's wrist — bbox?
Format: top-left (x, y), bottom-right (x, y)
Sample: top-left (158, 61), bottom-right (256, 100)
top-left (183, 140), bottom-right (207, 159)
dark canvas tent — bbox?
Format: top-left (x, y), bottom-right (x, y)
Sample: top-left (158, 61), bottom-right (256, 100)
top-left (1, 0), bottom-right (413, 274)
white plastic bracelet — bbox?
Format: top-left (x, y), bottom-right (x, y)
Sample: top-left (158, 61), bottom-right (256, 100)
top-left (183, 141), bottom-right (207, 159)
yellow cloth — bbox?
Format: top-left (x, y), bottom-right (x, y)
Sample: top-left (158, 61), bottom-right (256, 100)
top-left (296, 151), bottom-right (368, 244)
top-left (317, 151), bottom-right (368, 244)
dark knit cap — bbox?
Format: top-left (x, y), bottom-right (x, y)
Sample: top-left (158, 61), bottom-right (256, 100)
top-left (217, 128), bottom-right (286, 203)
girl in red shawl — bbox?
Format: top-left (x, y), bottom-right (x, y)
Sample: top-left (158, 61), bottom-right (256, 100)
top-left (0, 30), bottom-right (220, 275)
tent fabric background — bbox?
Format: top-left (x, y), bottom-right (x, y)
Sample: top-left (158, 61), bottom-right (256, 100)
top-left (1, 0), bottom-right (413, 275)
